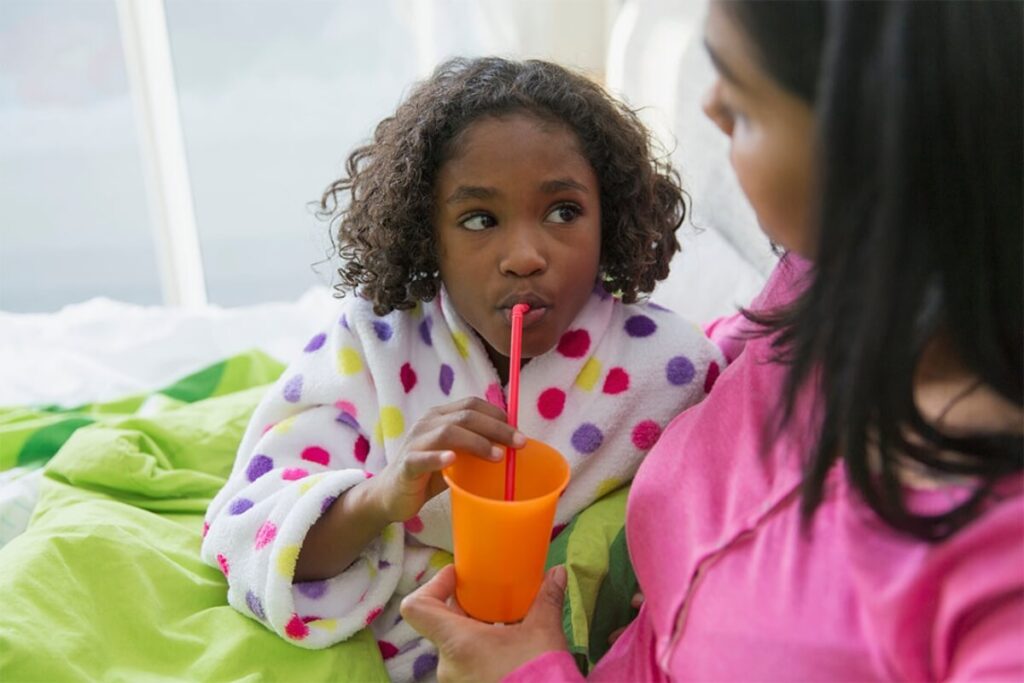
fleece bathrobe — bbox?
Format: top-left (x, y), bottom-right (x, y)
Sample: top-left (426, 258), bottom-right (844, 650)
top-left (202, 284), bottom-right (723, 682)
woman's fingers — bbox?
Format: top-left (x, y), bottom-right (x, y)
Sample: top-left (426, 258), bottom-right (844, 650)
top-left (400, 565), bottom-right (465, 642)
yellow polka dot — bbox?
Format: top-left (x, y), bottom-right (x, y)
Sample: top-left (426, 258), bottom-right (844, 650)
top-left (274, 416), bottom-right (297, 434)
top-left (276, 545), bottom-right (300, 578)
top-left (452, 332), bottom-right (470, 359)
top-left (376, 406), bottom-right (404, 441)
top-left (595, 478), bottom-right (622, 500)
top-left (336, 347), bottom-right (363, 375)
top-left (310, 619), bottom-right (337, 632)
top-left (575, 357), bottom-right (602, 391)
top-left (299, 474), bottom-right (324, 494)
top-left (411, 302), bottom-right (423, 318)
top-left (367, 561), bottom-right (378, 579)
top-left (381, 525), bottom-right (396, 543)
top-left (429, 550), bottom-right (453, 570)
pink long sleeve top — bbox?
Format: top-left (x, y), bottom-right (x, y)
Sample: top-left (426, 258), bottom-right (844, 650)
top-left (508, 255), bottom-right (1024, 682)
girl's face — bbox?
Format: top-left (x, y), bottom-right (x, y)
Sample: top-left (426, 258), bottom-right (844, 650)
top-left (434, 113), bottom-right (601, 374)
top-left (702, 1), bottom-right (816, 257)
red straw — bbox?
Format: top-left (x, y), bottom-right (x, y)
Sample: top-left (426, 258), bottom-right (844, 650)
top-left (504, 303), bottom-right (529, 501)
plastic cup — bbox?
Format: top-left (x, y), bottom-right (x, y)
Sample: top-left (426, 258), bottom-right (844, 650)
top-left (442, 438), bottom-right (570, 623)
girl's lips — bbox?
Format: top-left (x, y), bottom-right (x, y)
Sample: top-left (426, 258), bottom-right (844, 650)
top-left (504, 306), bottom-right (548, 328)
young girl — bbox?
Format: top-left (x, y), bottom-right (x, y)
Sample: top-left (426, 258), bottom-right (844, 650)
top-left (401, 2), bottom-right (1024, 681)
top-left (201, 57), bottom-right (722, 682)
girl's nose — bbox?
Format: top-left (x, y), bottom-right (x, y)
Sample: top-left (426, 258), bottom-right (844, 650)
top-left (498, 226), bottom-right (547, 278)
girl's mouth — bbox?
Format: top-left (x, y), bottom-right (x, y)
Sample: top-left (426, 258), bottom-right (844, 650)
top-left (503, 306), bottom-right (548, 328)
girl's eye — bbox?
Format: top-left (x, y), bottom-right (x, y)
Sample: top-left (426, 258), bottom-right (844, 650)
top-left (460, 213), bottom-right (497, 231)
top-left (545, 203), bottom-right (582, 224)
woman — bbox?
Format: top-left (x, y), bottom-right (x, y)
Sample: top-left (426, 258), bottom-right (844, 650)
top-left (401, 1), bottom-right (1024, 680)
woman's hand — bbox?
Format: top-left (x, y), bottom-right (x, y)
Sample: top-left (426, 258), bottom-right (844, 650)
top-left (401, 564), bottom-right (570, 683)
top-left (375, 397), bottom-right (526, 523)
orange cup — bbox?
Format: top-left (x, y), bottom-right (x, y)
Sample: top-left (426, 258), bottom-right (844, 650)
top-left (442, 438), bottom-right (570, 623)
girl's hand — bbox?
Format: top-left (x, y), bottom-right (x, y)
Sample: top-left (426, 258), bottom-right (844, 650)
top-left (401, 564), bottom-right (570, 683)
top-left (375, 397), bottom-right (526, 523)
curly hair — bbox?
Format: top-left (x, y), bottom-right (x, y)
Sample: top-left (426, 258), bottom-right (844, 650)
top-left (320, 56), bottom-right (687, 315)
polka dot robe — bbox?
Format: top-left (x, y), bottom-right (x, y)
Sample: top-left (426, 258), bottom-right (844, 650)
top-left (201, 284), bottom-right (723, 682)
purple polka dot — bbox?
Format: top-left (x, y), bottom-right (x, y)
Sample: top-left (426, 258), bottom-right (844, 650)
top-left (296, 580), bottom-right (327, 599)
top-left (378, 559), bottom-right (391, 570)
top-left (592, 283), bottom-right (612, 300)
top-left (625, 315), bottom-right (657, 337)
top-left (304, 332), bottom-right (326, 352)
top-left (336, 411), bottom-right (360, 430)
top-left (413, 653), bottom-right (439, 681)
top-left (570, 423), bottom-right (604, 454)
top-left (419, 316), bottom-right (433, 346)
top-left (283, 375), bottom-right (303, 403)
top-left (339, 313), bottom-right (349, 330)
top-left (229, 498), bottom-right (254, 515)
top-left (439, 364), bottom-right (454, 396)
top-left (648, 302), bottom-right (671, 313)
top-left (246, 455), bottom-right (274, 482)
top-left (246, 590), bottom-right (265, 620)
top-left (321, 495), bottom-right (337, 514)
top-left (666, 356), bottom-right (696, 385)
top-left (373, 320), bottom-right (393, 341)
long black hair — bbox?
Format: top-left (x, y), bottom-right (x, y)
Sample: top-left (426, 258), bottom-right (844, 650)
top-left (727, 0), bottom-right (1023, 539)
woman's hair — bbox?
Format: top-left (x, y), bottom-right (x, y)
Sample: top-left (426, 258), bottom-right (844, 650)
top-left (320, 57), bottom-right (686, 315)
top-left (729, 0), bottom-right (1024, 540)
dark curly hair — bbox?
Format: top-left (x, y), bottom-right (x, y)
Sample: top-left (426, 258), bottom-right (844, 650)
top-left (320, 56), bottom-right (687, 315)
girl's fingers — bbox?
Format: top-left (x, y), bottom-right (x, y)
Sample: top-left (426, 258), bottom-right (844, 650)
top-left (430, 413), bottom-right (526, 457)
top-left (402, 450), bottom-right (455, 478)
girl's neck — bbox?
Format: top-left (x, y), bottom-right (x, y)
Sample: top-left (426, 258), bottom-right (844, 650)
top-left (485, 342), bottom-right (530, 387)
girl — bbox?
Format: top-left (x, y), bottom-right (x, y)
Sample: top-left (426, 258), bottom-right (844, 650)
top-left (201, 57), bottom-right (722, 682)
top-left (401, 2), bottom-right (1024, 681)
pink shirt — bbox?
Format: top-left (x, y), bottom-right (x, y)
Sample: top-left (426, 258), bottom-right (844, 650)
top-left (508, 256), bottom-right (1024, 682)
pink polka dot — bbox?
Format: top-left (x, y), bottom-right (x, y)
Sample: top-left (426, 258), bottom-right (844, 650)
top-left (550, 523), bottom-right (567, 540)
top-left (282, 468), bottom-right (309, 481)
top-left (254, 521), bottom-right (277, 550)
top-left (366, 607), bottom-right (383, 625)
top-left (301, 615), bottom-right (323, 624)
top-left (631, 420), bottom-right (662, 450)
top-left (202, 521), bottom-right (209, 538)
top-left (301, 446), bottom-right (330, 467)
top-left (537, 388), bottom-right (566, 420)
top-left (400, 362), bottom-right (418, 393)
top-left (354, 435), bottom-right (370, 463)
top-left (216, 553), bottom-right (229, 577)
top-left (262, 423), bottom-right (275, 435)
top-left (285, 614), bottom-right (309, 640)
top-left (704, 361), bottom-right (721, 393)
top-left (334, 400), bottom-right (357, 417)
top-left (378, 640), bottom-right (399, 660)
top-left (602, 367), bottom-right (630, 394)
top-left (485, 382), bottom-right (505, 409)
top-left (404, 515), bottom-right (424, 533)
top-left (556, 329), bottom-right (590, 358)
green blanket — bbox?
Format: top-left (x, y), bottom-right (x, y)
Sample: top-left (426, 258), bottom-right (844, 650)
top-left (0, 351), bottom-right (635, 681)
